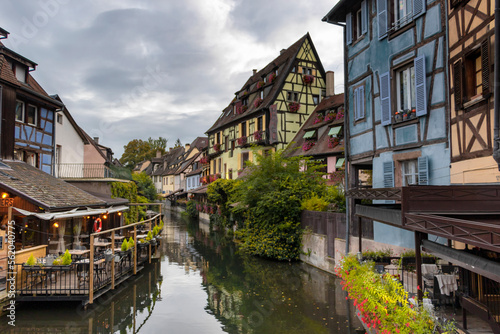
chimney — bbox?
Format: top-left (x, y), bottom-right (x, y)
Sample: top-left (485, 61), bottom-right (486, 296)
top-left (156, 150), bottom-right (162, 158)
top-left (253, 69), bottom-right (257, 75)
top-left (280, 49), bottom-right (286, 55)
top-left (326, 71), bottom-right (335, 97)
top-left (93, 137), bottom-right (99, 144)
top-left (185, 143), bottom-right (191, 151)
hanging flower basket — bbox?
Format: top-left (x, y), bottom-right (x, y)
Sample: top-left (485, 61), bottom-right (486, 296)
top-left (213, 143), bottom-right (221, 152)
top-left (268, 72), bottom-right (276, 83)
top-left (237, 136), bottom-right (247, 146)
top-left (328, 137), bottom-right (340, 148)
top-left (303, 74), bottom-right (314, 85)
top-left (254, 97), bottom-right (263, 108)
top-left (313, 114), bottom-right (324, 124)
top-left (253, 130), bottom-right (262, 141)
top-left (324, 112), bottom-right (336, 122)
top-left (257, 80), bottom-right (265, 89)
top-left (289, 102), bottom-right (300, 113)
top-left (302, 140), bottom-right (315, 151)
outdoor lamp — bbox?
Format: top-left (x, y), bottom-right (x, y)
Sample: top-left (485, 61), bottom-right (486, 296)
top-left (53, 222), bottom-right (59, 228)
top-left (1, 192), bottom-right (8, 199)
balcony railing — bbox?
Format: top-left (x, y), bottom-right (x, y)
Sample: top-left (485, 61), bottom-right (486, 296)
top-left (54, 163), bottom-right (116, 179)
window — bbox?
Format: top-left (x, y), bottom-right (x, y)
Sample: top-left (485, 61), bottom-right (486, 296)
top-left (287, 92), bottom-right (299, 102)
top-left (401, 160), bottom-right (418, 185)
top-left (15, 64), bottom-right (26, 83)
top-left (396, 65), bottom-right (415, 113)
top-left (241, 121), bottom-right (247, 137)
top-left (26, 105), bottom-right (37, 125)
top-left (377, 0), bottom-right (425, 39)
top-left (257, 117), bottom-right (263, 131)
top-left (15, 101), bottom-right (24, 122)
top-left (313, 95), bottom-right (320, 105)
top-left (346, 0), bottom-right (367, 44)
top-left (57, 114), bottom-right (63, 124)
top-left (260, 90), bottom-right (264, 99)
top-left (354, 85), bottom-right (365, 121)
top-left (393, 0), bottom-right (412, 28)
top-left (25, 152), bottom-right (38, 168)
top-left (302, 67), bottom-right (312, 75)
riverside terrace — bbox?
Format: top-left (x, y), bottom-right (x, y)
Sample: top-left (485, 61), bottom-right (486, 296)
top-left (12, 215), bottom-right (163, 306)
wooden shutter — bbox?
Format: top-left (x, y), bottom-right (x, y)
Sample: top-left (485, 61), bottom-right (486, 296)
top-left (453, 60), bottom-right (463, 110)
top-left (353, 87), bottom-right (359, 120)
top-left (380, 72), bottom-right (391, 126)
top-left (413, 0), bottom-right (426, 18)
top-left (418, 156), bottom-right (429, 185)
top-left (346, 13), bottom-right (353, 45)
top-left (482, 39), bottom-right (490, 94)
top-left (383, 161), bottom-right (394, 188)
top-left (377, 0), bottom-right (388, 40)
top-left (361, 0), bottom-right (368, 35)
top-left (414, 55), bottom-right (427, 117)
top-left (359, 85), bottom-right (365, 119)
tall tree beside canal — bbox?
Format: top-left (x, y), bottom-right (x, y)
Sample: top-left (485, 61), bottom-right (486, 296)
top-left (233, 149), bottom-right (326, 261)
top-left (120, 137), bottom-right (168, 169)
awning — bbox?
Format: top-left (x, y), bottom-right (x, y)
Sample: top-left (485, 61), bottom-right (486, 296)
top-left (328, 126), bottom-right (342, 136)
top-left (13, 205), bottom-right (129, 220)
top-left (336, 158), bottom-right (345, 168)
top-left (303, 130), bottom-right (316, 139)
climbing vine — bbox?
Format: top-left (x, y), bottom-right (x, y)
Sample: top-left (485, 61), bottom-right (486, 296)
top-left (110, 181), bottom-right (147, 224)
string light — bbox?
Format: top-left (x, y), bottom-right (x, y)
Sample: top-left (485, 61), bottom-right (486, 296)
top-left (53, 222), bottom-right (59, 228)
top-left (1, 192), bottom-right (8, 199)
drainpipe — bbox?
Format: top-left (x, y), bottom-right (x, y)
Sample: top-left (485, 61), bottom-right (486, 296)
top-left (494, 0), bottom-right (500, 169)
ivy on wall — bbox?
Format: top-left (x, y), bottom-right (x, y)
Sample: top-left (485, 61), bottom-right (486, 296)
top-left (110, 181), bottom-right (143, 225)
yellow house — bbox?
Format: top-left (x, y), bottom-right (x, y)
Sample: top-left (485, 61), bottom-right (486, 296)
top-left (448, 0), bottom-right (500, 183)
top-left (205, 33), bottom-right (327, 179)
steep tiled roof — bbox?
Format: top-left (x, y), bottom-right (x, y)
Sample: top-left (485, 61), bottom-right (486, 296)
top-left (286, 94), bottom-right (345, 158)
top-left (207, 34), bottom-right (319, 133)
top-left (0, 160), bottom-right (105, 210)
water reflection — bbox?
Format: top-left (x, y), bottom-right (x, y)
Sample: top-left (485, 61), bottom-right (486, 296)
top-left (1, 211), bottom-right (362, 334)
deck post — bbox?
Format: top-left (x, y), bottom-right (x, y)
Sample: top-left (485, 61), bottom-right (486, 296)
top-left (111, 231), bottom-right (115, 290)
top-left (89, 234), bottom-right (94, 304)
top-left (149, 243), bottom-right (151, 264)
top-left (134, 226), bottom-right (137, 275)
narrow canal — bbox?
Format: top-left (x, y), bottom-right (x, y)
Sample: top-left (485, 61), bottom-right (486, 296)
top-left (3, 211), bottom-right (363, 333)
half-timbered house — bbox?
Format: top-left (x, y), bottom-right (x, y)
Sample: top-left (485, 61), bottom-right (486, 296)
top-left (1, 29), bottom-right (63, 174)
top-left (205, 33), bottom-right (327, 180)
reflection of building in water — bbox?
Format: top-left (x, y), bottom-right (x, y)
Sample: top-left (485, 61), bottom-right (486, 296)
top-left (206, 284), bottom-right (244, 331)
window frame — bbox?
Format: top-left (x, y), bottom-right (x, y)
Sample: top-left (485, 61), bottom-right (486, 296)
top-left (15, 100), bottom-right (25, 122)
top-left (395, 64), bottom-right (416, 114)
top-left (26, 104), bottom-right (38, 126)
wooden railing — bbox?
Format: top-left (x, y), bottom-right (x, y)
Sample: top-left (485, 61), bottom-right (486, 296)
top-left (348, 187), bottom-right (402, 201)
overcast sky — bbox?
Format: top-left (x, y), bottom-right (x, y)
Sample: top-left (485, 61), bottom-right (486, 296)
top-left (0, 0), bottom-right (344, 158)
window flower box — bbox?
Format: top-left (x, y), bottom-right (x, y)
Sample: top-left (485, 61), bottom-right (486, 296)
top-left (254, 97), bottom-right (263, 108)
top-left (268, 72), bottom-right (276, 83)
top-left (328, 137), bottom-right (340, 148)
top-left (313, 114), bottom-right (324, 124)
top-left (237, 105), bottom-right (248, 114)
top-left (253, 130), bottom-right (263, 141)
top-left (257, 80), bottom-right (265, 89)
top-left (237, 136), bottom-right (247, 146)
top-left (289, 102), bottom-right (300, 113)
top-left (200, 156), bottom-right (209, 165)
top-left (324, 112), bottom-right (336, 122)
top-left (335, 109), bottom-right (344, 120)
top-left (213, 143), bottom-right (221, 152)
top-left (302, 140), bottom-right (315, 151)
top-left (303, 74), bottom-right (314, 85)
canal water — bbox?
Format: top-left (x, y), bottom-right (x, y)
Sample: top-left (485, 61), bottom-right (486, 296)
top-left (2, 211), bottom-right (363, 334)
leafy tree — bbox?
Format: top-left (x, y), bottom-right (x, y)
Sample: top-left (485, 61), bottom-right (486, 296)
top-left (120, 137), bottom-right (168, 169)
top-left (233, 149), bottom-right (326, 261)
top-left (174, 138), bottom-right (182, 148)
top-left (207, 179), bottom-right (241, 227)
top-left (132, 172), bottom-right (157, 202)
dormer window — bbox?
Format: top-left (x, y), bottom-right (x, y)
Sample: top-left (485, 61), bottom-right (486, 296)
top-left (303, 130), bottom-right (317, 140)
top-left (14, 64), bottom-right (27, 83)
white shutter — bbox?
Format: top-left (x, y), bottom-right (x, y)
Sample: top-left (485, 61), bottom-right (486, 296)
top-left (361, 0), bottom-right (368, 34)
top-left (346, 12), bottom-right (353, 45)
top-left (377, 0), bottom-right (387, 40)
top-left (414, 55), bottom-right (427, 117)
top-left (380, 72), bottom-right (391, 125)
top-left (413, 0), bottom-right (426, 18)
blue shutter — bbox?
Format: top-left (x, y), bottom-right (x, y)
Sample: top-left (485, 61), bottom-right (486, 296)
top-left (346, 13), bottom-right (352, 45)
top-left (380, 72), bottom-right (391, 126)
top-left (359, 85), bottom-right (365, 119)
top-left (414, 55), bottom-right (427, 117)
top-left (377, 0), bottom-right (387, 40)
top-left (353, 87), bottom-right (359, 120)
top-left (383, 161), bottom-right (394, 188)
top-left (418, 156), bottom-right (429, 185)
top-left (413, 0), bottom-right (426, 19)
top-left (361, 0), bottom-right (368, 34)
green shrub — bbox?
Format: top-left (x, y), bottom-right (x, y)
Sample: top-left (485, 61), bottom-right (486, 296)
top-left (324, 186), bottom-right (346, 213)
top-left (186, 200), bottom-right (198, 218)
top-left (362, 248), bottom-right (393, 262)
top-left (121, 240), bottom-right (129, 251)
top-left (26, 254), bottom-right (36, 266)
top-left (301, 195), bottom-right (329, 211)
top-left (128, 237), bottom-right (134, 248)
top-left (146, 231), bottom-right (153, 241)
top-left (62, 249), bottom-right (72, 265)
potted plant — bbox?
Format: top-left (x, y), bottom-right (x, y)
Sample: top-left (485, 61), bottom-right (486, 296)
top-left (257, 80), bottom-right (265, 89)
top-left (268, 72), bottom-right (276, 83)
top-left (289, 102), bottom-right (300, 113)
top-left (324, 112), bottom-right (336, 122)
top-left (253, 130), bottom-right (263, 141)
top-left (395, 111), bottom-right (403, 122)
top-left (410, 108), bottom-right (416, 119)
top-left (328, 137), bottom-right (340, 148)
top-left (302, 140), bottom-right (315, 151)
top-left (237, 136), bottom-right (247, 146)
top-left (213, 143), bottom-right (221, 152)
top-left (23, 254), bottom-right (43, 270)
top-left (313, 114), bottom-right (324, 124)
